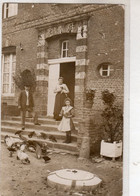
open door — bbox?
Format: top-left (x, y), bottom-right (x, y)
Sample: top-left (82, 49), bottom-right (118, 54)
top-left (47, 61), bottom-right (75, 116)
top-left (47, 64), bottom-right (60, 116)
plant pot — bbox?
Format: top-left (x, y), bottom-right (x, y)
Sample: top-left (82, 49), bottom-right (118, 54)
top-left (85, 101), bottom-right (93, 108)
top-left (100, 140), bottom-right (122, 160)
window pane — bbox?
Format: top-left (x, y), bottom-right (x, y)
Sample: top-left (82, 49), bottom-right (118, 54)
top-left (63, 51), bottom-right (66, 57)
top-left (2, 53), bottom-right (16, 95)
top-left (11, 73), bottom-right (15, 83)
top-left (11, 83), bottom-right (15, 93)
top-left (102, 64), bottom-right (108, 70)
top-left (3, 84), bottom-right (9, 93)
top-left (63, 42), bottom-right (67, 49)
top-left (4, 55), bottom-right (10, 63)
top-left (102, 71), bottom-right (108, 76)
top-left (4, 63), bottom-right (10, 72)
top-left (3, 73), bottom-right (9, 83)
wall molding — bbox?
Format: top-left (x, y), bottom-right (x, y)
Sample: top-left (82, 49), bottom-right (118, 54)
top-left (48, 57), bottom-right (76, 65)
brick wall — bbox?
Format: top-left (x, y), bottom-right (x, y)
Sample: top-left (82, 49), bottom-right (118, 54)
top-left (17, 4), bottom-right (81, 24)
top-left (85, 5), bottom-right (124, 154)
top-left (2, 27), bottom-right (38, 108)
top-left (87, 5), bottom-right (124, 108)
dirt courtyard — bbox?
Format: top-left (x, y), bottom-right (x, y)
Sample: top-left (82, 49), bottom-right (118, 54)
top-left (0, 143), bottom-right (122, 196)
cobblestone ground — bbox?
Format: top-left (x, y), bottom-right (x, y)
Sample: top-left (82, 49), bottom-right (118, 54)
top-left (0, 143), bottom-right (122, 196)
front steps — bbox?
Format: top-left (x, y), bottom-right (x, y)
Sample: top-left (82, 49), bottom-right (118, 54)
top-left (1, 116), bottom-right (79, 155)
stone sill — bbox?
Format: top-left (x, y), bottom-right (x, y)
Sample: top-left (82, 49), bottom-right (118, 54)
top-left (2, 96), bottom-right (15, 100)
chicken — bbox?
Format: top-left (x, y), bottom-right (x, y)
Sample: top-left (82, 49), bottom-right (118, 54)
top-left (49, 135), bottom-right (57, 142)
top-left (20, 144), bottom-right (26, 152)
top-left (15, 130), bottom-right (23, 135)
top-left (42, 156), bottom-right (51, 163)
top-left (40, 132), bottom-right (47, 140)
top-left (18, 134), bottom-right (28, 142)
top-left (28, 146), bottom-right (36, 152)
top-left (7, 146), bottom-right (16, 157)
top-left (35, 131), bottom-right (41, 137)
top-left (28, 131), bottom-right (35, 138)
top-left (35, 144), bottom-right (42, 159)
top-left (17, 150), bottom-right (30, 164)
top-left (41, 143), bottom-right (48, 156)
top-left (4, 135), bottom-right (23, 148)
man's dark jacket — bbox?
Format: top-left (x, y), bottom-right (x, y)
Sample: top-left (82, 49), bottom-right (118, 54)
top-left (18, 90), bottom-right (34, 110)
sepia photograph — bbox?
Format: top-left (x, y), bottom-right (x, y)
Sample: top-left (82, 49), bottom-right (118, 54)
top-left (1, 1), bottom-right (125, 196)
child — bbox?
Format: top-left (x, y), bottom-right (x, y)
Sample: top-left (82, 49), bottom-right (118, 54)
top-left (58, 98), bottom-right (75, 143)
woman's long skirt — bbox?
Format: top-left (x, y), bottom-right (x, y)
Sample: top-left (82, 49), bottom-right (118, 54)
top-left (53, 92), bottom-right (66, 120)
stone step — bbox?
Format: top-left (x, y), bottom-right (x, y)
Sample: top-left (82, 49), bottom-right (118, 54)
top-left (1, 126), bottom-right (77, 142)
top-left (39, 116), bottom-right (81, 122)
top-left (1, 131), bottom-right (78, 153)
top-left (1, 120), bottom-right (60, 132)
top-left (11, 116), bottom-right (60, 125)
top-left (8, 116), bottom-right (79, 128)
top-left (1, 119), bottom-right (78, 134)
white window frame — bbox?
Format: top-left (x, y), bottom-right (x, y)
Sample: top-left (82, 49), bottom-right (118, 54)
top-left (2, 53), bottom-right (16, 96)
top-left (61, 40), bottom-right (69, 58)
top-left (3, 3), bottom-right (9, 18)
top-left (3, 3), bottom-right (18, 19)
top-left (100, 64), bottom-right (111, 77)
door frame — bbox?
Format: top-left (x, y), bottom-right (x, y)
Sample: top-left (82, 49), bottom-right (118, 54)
top-left (47, 63), bottom-right (60, 117)
top-left (48, 57), bottom-right (76, 65)
top-left (47, 57), bottom-right (76, 117)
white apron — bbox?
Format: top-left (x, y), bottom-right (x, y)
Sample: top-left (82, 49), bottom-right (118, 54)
top-left (58, 106), bottom-right (73, 132)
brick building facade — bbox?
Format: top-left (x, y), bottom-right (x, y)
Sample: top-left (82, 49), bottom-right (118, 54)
top-left (2, 3), bottom-right (124, 154)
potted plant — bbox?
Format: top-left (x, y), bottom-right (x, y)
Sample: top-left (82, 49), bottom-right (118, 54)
top-left (85, 88), bottom-right (96, 108)
top-left (13, 69), bottom-right (36, 92)
top-left (100, 90), bottom-right (123, 160)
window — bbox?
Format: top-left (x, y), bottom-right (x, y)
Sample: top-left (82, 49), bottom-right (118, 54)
top-left (3, 3), bottom-right (18, 19)
top-left (61, 40), bottom-right (69, 58)
top-left (2, 54), bottom-right (16, 96)
top-left (99, 64), bottom-right (113, 77)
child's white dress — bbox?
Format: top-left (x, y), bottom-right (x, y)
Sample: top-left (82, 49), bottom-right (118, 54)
top-left (58, 106), bottom-right (74, 132)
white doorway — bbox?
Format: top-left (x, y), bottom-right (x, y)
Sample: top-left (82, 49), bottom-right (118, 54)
top-left (47, 57), bottom-right (76, 117)
top-left (47, 63), bottom-right (60, 116)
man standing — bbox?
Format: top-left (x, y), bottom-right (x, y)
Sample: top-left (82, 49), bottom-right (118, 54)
top-left (18, 85), bottom-right (40, 130)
